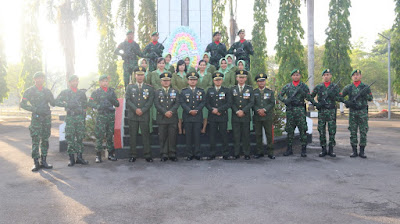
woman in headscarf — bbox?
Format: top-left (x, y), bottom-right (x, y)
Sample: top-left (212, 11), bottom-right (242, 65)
top-left (196, 60), bottom-right (213, 134)
top-left (202, 52), bottom-right (216, 75)
top-left (217, 58), bottom-right (235, 131)
top-left (225, 54), bottom-right (236, 72)
top-left (184, 56), bottom-right (196, 73)
top-left (164, 53), bottom-right (176, 74)
top-left (171, 60), bottom-right (188, 134)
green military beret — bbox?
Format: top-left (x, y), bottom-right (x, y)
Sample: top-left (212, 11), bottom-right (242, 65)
top-left (33, 71), bottom-right (45, 79)
top-left (134, 66), bottom-right (146, 75)
top-left (322, 69), bottom-right (331, 76)
top-left (291, 69), bottom-right (300, 76)
top-left (99, 74), bottom-right (108, 81)
top-left (160, 72), bottom-right (172, 81)
top-left (213, 31), bottom-right (221, 37)
top-left (255, 73), bottom-right (268, 82)
top-left (68, 75), bottom-right (79, 82)
top-left (351, 69), bottom-right (361, 76)
top-left (151, 31), bottom-right (159, 36)
top-left (236, 70), bottom-right (249, 77)
top-left (126, 30), bottom-right (133, 35)
top-left (187, 71), bottom-right (199, 80)
top-left (237, 29), bottom-right (245, 35)
top-left (212, 72), bottom-right (224, 80)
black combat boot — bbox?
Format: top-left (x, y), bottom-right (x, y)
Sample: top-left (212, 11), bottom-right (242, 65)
top-left (359, 146), bottom-right (367, 159)
top-left (283, 146), bottom-right (293, 156)
top-left (32, 158), bottom-right (40, 172)
top-left (108, 150), bottom-right (117, 161)
top-left (328, 145), bottom-right (336, 157)
top-left (350, 145), bottom-right (358, 158)
top-left (76, 153), bottom-right (89, 165)
top-left (68, 154), bottom-right (75, 167)
top-left (319, 146), bottom-right (327, 157)
top-left (301, 145), bottom-right (307, 157)
top-left (95, 152), bottom-right (102, 163)
top-left (40, 155), bottom-right (53, 169)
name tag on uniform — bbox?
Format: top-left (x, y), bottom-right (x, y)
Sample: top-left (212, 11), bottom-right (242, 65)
top-left (219, 92), bottom-right (225, 100)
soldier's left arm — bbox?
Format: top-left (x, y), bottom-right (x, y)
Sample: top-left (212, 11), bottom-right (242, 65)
top-left (46, 89), bottom-right (56, 107)
top-left (142, 87), bottom-right (154, 113)
top-left (242, 87), bottom-right (255, 114)
top-left (247, 42), bottom-right (254, 55)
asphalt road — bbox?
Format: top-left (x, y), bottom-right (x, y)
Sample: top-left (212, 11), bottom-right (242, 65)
top-left (0, 116), bottom-right (399, 224)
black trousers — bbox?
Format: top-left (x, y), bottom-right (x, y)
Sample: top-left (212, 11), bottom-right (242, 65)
top-left (232, 121), bottom-right (250, 156)
top-left (158, 123), bottom-right (178, 158)
top-left (184, 122), bottom-right (202, 157)
top-left (209, 121), bottom-right (229, 157)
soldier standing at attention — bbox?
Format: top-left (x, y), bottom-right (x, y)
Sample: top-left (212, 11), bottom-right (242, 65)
top-left (228, 29), bottom-right (254, 71)
top-left (278, 69), bottom-right (316, 157)
top-left (55, 75), bottom-right (89, 166)
top-left (180, 72), bottom-right (206, 161)
top-left (311, 69), bottom-right (340, 157)
top-left (231, 70), bottom-right (254, 160)
top-left (206, 72), bottom-right (232, 160)
top-left (205, 31), bottom-right (227, 69)
top-left (89, 75), bottom-right (120, 163)
top-left (154, 72), bottom-right (180, 162)
top-left (339, 69), bottom-right (373, 158)
top-left (115, 30), bottom-right (142, 87)
top-left (125, 67), bottom-right (155, 163)
top-left (253, 73), bottom-right (275, 159)
top-left (143, 32), bottom-right (164, 72)
top-left (20, 72), bottom-right (55, 172)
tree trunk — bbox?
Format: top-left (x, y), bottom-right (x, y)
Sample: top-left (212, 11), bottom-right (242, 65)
top-left (307, 0), bottom-right (314, 92)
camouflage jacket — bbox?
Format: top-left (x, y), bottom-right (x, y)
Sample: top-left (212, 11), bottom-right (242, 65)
top-left (55, 88), bottom-right (88, 116)
top-left (88, 87), bottom-right (120, 114)
top-left (278, 82), bottom-right (315, 109)
top-left (205, 42), bottom-right (227, 68)
top-left (311, 83), bottom-right (340, 109)
top-left (339, 82), bottom-right (373, 110)
top-left (228, 40), bottom-right (254, 61)
top-left (114, 40), bottom-right (142, 63)
top-left (20, 85), bottom-right (55, 116)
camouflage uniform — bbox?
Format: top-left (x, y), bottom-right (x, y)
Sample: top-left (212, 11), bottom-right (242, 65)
top-left (21, 85), bottom-right (55, 159)
top-left (143, 41), bottom-right (164, 72)
top-left (205, 41), bottom-right (227, 69)
top-left (115, 39), bottom-right (142, 87)
top-left (228, 40), bottom-right (254, 71)
top-left (88, 87), bottom-right (120, 155)
top-left (55, 88), bottom-right (88, 155)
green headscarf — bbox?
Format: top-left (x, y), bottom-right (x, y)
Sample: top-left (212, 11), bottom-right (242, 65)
top-left (163, 53), bottom-right (172, 70)
top-left (218, 58), bottom-right (229, 80)
top-left (138, 58), bottom-right (149, 78)
top-left (237, 60), bottom-right (246, 69)
top-left (225, 54), bottom-right (235, 71)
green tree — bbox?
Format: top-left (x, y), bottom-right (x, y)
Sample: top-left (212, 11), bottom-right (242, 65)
top-left (275, 0), bottom-right (307, 88)
top-left (250, 0), bottom-right (268, 80)
top-left (322, 0), bottom-right (352, 86)
top-left (304, 44), bottom-right (325, 85)
top-left (137, 0), bottom-right (156, 49)
top-left (212, 0), bottom-right (229, 48)
top-left (19, 0), bottom-right (42, 96)
top-left (91, 0), bottom-right (119, 87)
top-left (391, 0), bottom-right (400, 95)
top-left (117, 0), bottom-right (136, 31)
top-left (0, 23), bottom-right (8, 103)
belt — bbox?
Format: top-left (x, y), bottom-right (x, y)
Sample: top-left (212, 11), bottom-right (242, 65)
top-left (67, 111), bottom-right (85, 116)
top-left (322, 104), bottom-right (336, 109)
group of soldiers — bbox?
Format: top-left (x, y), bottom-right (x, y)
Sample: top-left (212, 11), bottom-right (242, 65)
top-left (20, 29), bottom-right (373, 172)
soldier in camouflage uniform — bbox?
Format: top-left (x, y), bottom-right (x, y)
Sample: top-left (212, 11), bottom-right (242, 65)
top-left (278, 69), bottom-right (316, 157)
top-left (228, 29), bottom-right (254, 71)
top-left (205, 31), bottom-right (227, 69)
top-left (115, 30), bottom-right (143, 87)
top-left (231, 70), bottom-right (254, 160)
top-left (143, 32), bottom-right (165, 72)
top-left (20, 72), bottom-right (55, 172)
top-left (253, 73), bottom-right (275, 159)
top-left (88, 75), bottom-right (120, 163)
top-left (311, 69), bottom-right (340, 157)
top-left (125, 66), bottom-right (155, 163)
top-left (339, 69), bottom-right (373, 158)
top-left (56, 75), bottom-right (89, 166)
top-left (180, 72), bottom-right (206, 160)
top-left (154, 72), bottom-right (180, 162)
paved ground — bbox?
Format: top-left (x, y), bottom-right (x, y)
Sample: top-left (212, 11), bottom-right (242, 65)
top-left (0, 116), bottom-right (400, 224)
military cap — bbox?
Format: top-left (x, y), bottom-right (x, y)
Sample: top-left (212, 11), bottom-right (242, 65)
top-left (213, 31), bottom-right (221, 37)
top-left (187, 72), bottom-right (199, 80)
top-left (351, 69), bottom-right (361, 76)
top-left (236, 70), bottom-right (249, 77)
top-left (99, 74), bottom-right (108, 81)
top-left (322, 69), bottom-right (331, 76)
top-left (33, 71), bottom-right (45, 79)
top-left (160, 72), bottom-right (172, 81)
top-left (68, 75), bottom-right (79, 82)
top-left (212, 72), bottom-right (224, 80)
top-left (291, 69), bottom-right (300, 76)
top-left (126, 30), bottom-right (133, 35)
top-left (134, 66), bottom-right (146, 75)
top-left (151, 31), bottom-right (159, 36)
top-left (255, 73), bottom-right (268, 82)
top-left (237, 29), bottom-right (245, 35)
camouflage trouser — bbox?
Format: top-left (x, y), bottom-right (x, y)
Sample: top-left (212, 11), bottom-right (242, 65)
top-left (286, 107), bottom-right (308, 146)
top-left (65, 115), bottom-right (85, 154)
top-left (349, 109), bottom-right (369, 146)
top-left (95, 112), bottom-right (115, 152)
top-left (123, 60), bottom-right (137, 87)
top-left (318, 108), bottom-right (337, 147)
top-left (29, 114), bottom-right (51, 159)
